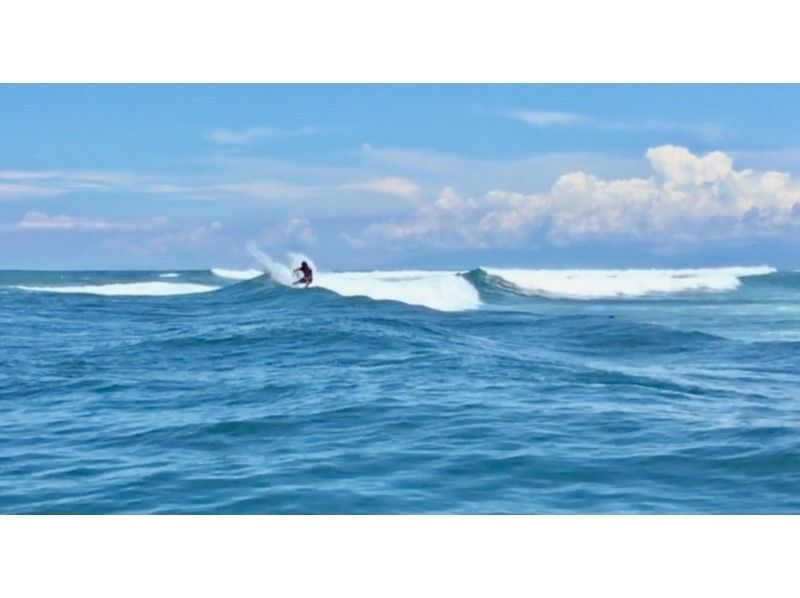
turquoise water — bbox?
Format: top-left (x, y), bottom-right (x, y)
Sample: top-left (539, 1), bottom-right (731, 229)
top-left (1, 265), bottom-right (799, 513)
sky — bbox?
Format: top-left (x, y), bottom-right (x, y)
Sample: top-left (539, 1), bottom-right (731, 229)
top-left (2, 84), bottom-right (800, 270)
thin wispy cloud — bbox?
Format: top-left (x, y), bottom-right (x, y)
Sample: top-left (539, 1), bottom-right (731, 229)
top-left (214, 179), bottom-right (321, 199)
top-left (0, 170), bottom-right (135, 186)
top-left (0, 169), bottom-right (140, 199)
top-left (505, 110), bottom-right (588, 126)
top-left (141, 184), bottom-right (196, 195)
top-left (0, 184), bottom-right (66, 198)
top-left (258, 217), bottom-right (318, 247)
top-left (16, 211), bottom-right (165, 231)
top-left (342, 177), bottom-right (421, 198)
top-left (505, 109), bottom-right (728, 142)
top-left (207, 125), bottom-right (318, 145)
top-left (145, 221), bottom-right (223, 252)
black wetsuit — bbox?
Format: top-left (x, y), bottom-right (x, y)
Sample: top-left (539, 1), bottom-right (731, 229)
top-left (297, 264), bottom-right (313, 284)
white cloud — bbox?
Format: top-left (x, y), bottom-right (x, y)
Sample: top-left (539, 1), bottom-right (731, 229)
top-left (16, 211), bottom-right (164, 231)
top-left (358, 143), bottom-right (645, 193)
top-left (343, 177), bottom-right (421, 198)
top-left (0, 169), bottom-right (155, 198)
top-left (0, 170), bottom-right (134, 187)
top-left (352, 145), bottom-right (800, 249)
top-left (646, 145), bottom-right (733, 185)
top-left (207, 125), bottom-right (317, 145)
top-left (259, 217), bottom-right (317, 247)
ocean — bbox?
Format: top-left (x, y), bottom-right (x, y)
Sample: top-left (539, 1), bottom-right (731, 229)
top-left (1, 259), bottom-right (799, 513)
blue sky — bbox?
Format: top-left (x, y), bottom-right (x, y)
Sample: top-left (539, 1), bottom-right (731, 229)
top-left (2, 84), bottom-right (800, 270)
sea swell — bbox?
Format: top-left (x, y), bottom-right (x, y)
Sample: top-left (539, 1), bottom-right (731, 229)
top-left (2, 262), bottom-right (800, 513)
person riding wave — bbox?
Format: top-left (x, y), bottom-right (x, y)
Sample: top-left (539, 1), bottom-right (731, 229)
top-left (292, 261), bottom-right (313, 288)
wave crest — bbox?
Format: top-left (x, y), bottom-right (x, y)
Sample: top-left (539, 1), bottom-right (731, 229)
top-left (315, 270), bottom-right (481, 312)
top-left (247, 248), bottom-right (480, 311)
top-left (211, 268), bottom-right (263, 280)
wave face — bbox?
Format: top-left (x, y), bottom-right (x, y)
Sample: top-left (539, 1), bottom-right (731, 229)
top-left (211, 268), bottom-right (263, 280)
top-left (483, 266), bottom-right (776, 299)
top-left (2, 265), bottom-right (799, 514)
top-left (314, 270), bottom-right (481, 311)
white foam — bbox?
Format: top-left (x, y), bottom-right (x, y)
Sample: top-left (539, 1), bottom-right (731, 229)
top-left (248, 247), bottom-right (479, 311)
top-left (211, 268), bottom-right (263, 280)
top-left (484, 266), bottom-right (776, 299)
top-left (159, 273), bottom-right (180, 278)
top-left (315, 270), bottom-right (481, 311)
top-left (247, 245), bottom-right (316, 286)
top-left (16, 282), bottom-right (219, 296)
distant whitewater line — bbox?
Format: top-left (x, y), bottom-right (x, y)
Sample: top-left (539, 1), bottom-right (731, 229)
top-left (8, 259), bottom-right (779, 309)
top-left (483, 266), bottom-right (776, 299)
top-left (16, 282), bottom-right (219, 296)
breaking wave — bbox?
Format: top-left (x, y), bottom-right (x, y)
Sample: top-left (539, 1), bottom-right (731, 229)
top-left (244, 249), bottom-right (777, 309)
top-left (314, 270), bottom-right (481, 312)
top-left (482, 266), bottom-right (776, 300)
top-left (248, 249), bottom-right (479, 311)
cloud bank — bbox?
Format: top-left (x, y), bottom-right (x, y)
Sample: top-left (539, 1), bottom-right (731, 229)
top-left (352, 145), bottom-right (800, 249)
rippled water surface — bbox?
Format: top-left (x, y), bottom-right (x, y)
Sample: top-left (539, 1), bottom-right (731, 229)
top-left (1, 266), bottom-right (799, 513)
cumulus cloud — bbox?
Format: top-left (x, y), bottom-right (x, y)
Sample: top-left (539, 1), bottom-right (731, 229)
top-left (16, 211), bottom-right (165, 231)
top-left (351, 145), bottom-right (800, 249)
top-left (342, 177), bottom-right (421, 198)
top-left (207, 125), bottom-right (317, 145)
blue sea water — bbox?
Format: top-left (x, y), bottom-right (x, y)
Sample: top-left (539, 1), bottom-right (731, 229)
top-left (1, 263), bottom-right (799, 513)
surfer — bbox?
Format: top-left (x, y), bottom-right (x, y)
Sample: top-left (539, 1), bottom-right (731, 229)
top-left (292, 261), bottom-right (313, 288)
